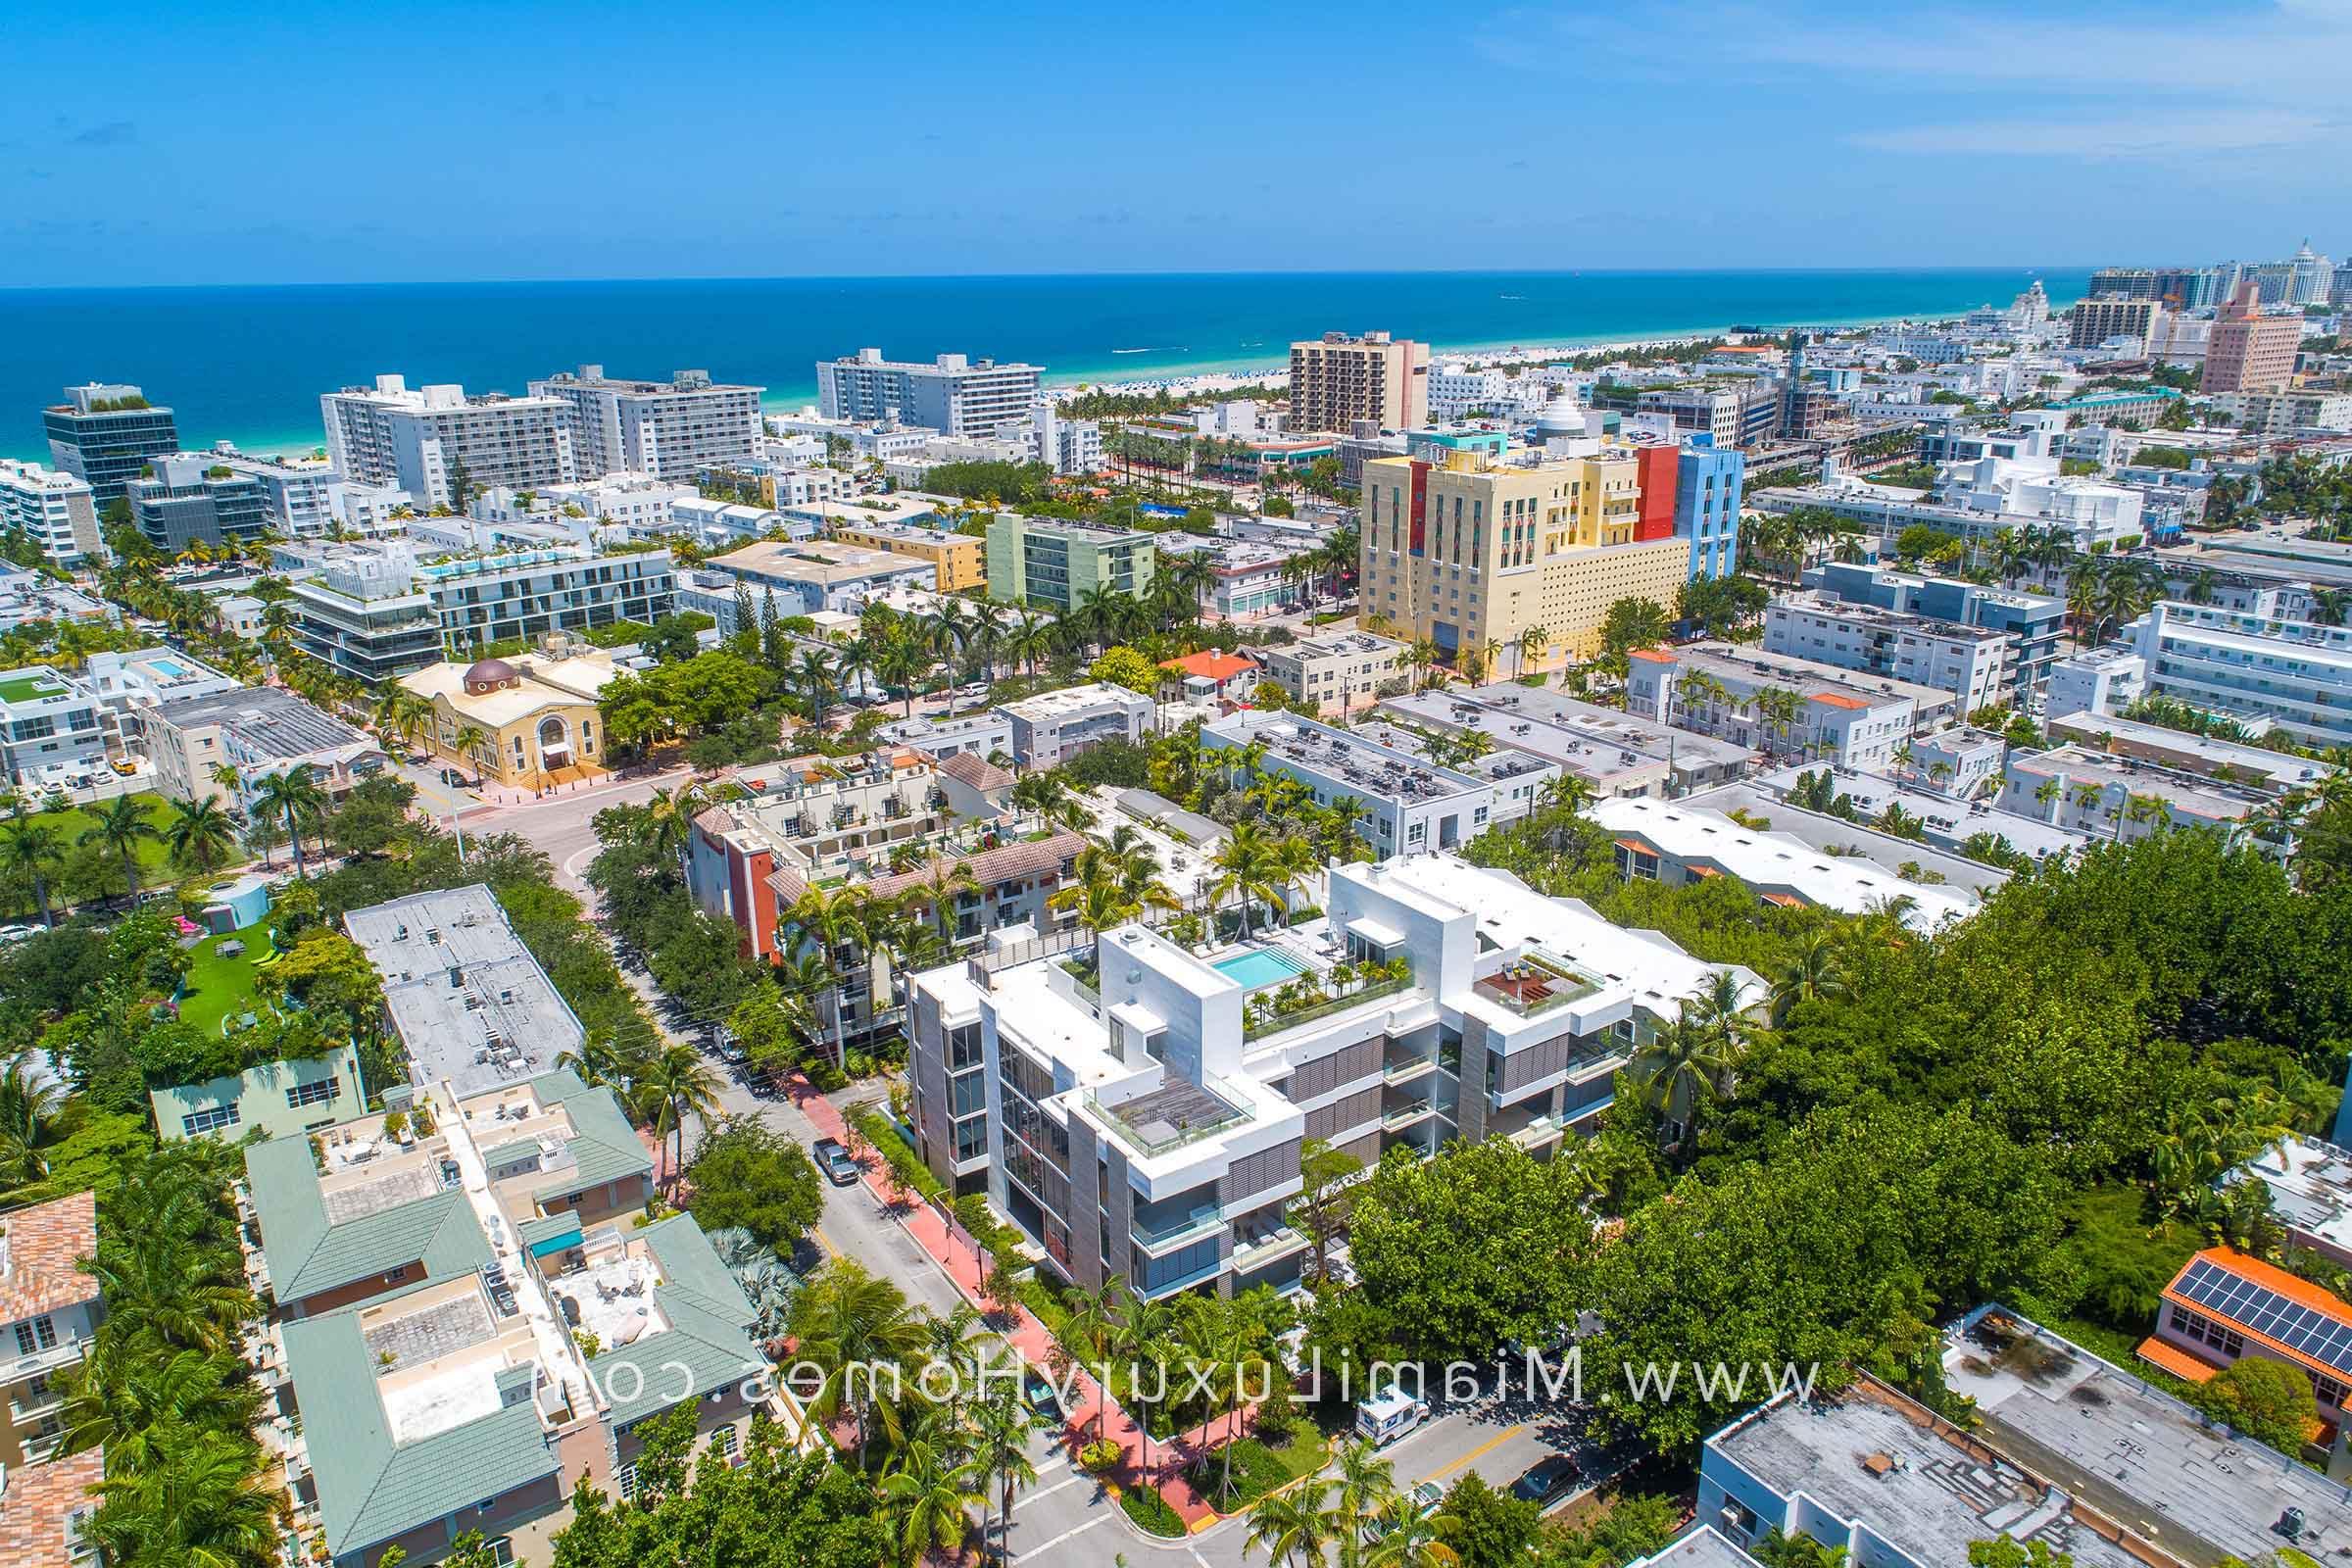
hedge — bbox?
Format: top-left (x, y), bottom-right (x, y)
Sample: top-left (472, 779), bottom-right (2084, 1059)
top-left (1118, 1485), bottom-right (1186, 1537)
top-left (853, 1109), bottom-right (945, 1203)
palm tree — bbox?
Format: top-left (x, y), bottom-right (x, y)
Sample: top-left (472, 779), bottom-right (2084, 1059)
top-left (85, 1427), bottom-right (287, 1568)
top-left (1050, 876), bottom-right (1145, 955)
top-left (554, 1025), bottom-right (654, 1099)
top-left (1007, 610), bottom-right (1055, 677)
top-left (1514, 624), bottom-right (1549, 679)
top-left (1245, 1479), bottom-right (1341, 1567)
top-left (450, 722), bottom-right (490, 777)
top-left (640, 1042), bottom-right (723, 1192)
top-left (1769, 932), bottom-right (1848, 1025)
top-left (794, 647), bottom-right (837, 730)
top-left (879, 1438), bottom-right (986, 1568)
top-left (779, 884), bottom-right (871, 1071)
top-left (1334, 1440), bottom-right (1398, 1567)
top-left (1637, 1010), bottom-right (1730, 1147)
top-left (0, 1052), bottom-right (65, 1185)
top-left (79, 1235), bottom-right (258, 1355)
top-left (1210, 821), bottom-right (1286, 941)
top-left (1366, 1494), bottom-right (1460, 1567)
top-left (788, 1259), bottom-right (929, 1465)
top-left (2, 819), bottom-right (64, 926)
top-left (79, 791), bottom-right (159, 902)
top-left (904, 858), bottom-right (983, 946)
top-left (248, 765), bottom-right (327, 877)
top-left (970, 1384), bottom-right (1050, 1556)
top-left (58, 1344), bottom-right (264, 1472)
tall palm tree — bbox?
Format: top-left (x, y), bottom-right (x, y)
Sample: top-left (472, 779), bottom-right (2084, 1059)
top-left (904, 858), bottom-right (982, 946)
top-left (640, 1041), bottom-right (723, 1191)
top-left (1061, 1274), bottom-right (1130, 1443)
top-left (1637, 1011), bottom-right (1730, 1147)
top-left (1210, 821), bottom-right (1285, 940)
top-left (451, 722), bottom-right (490, 777)
top-left (2, 819), bottom-right (64, 926)
top-left (1006, 610), bottom-right (1055, 677)
top-left (878, 1438), bottom-right (986, 1568)
top-left (1334, 1440), bottom-right (1399, 1568)
top-left (58, 1344), bottom-right (264, 1472)
top-left (970, 1384), bottom-right (1049, 1557)
top-left (85, 1427), bottom-right (287, 1568)
top-left (79, 791), bottom-right (159, 902)
top-left (554, 1026), bottom-right (655, 1100)
top-left (78, 1235), bottom-right (258, 1355)
top-left (794, 647), bottom-right (837, 731)
top-left (1050, 877), bottom-right (1145, 955)
top-left (788, 1261), bottom-right (930, 1465)
top-left (1245, 1479), bottom-right (1341, 1567)
top-left (248, 765), bottom-right (327, 877)
top-left (0, 1051), bottom-right (65, 1185)
top-left (1769, 931), bottom-right (1848, 1025)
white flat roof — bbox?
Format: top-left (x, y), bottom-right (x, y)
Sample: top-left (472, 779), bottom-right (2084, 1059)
top-left (1589, 796), bottom-right (1980, 930)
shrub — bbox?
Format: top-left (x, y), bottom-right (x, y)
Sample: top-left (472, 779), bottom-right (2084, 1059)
top-left (854, 1108), bottom-right (944, 1203)
top-left (1119, 1484), bottom-right (1185, 1537)
top-left (1078, 1438), bottom-right (1122, 1472)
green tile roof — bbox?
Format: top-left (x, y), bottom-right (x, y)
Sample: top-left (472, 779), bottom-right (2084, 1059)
top-left (244, 1136), bottom-right (492, 1302)
top-left (521, 1071), bottom-right (653, 1203)
top-left (583, 1215), bottom-right (760, 1430)
top-left (280, 1305), bottom-right (562, 1557)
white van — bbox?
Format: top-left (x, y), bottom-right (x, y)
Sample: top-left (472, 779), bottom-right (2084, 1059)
top-left (1355, 1386), bottom-right (1431, 1447)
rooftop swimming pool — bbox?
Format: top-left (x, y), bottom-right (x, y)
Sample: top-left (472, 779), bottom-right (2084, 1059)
top-left (1211, 949), bottom-right (1307, 991)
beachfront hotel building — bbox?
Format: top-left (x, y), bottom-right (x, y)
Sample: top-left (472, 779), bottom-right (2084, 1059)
top-left (1289, 332), bottom-right (1429, 432)
top-left (984, 514), bottom-right (1157, 612)
top-left (320, 374), bottom-right (581, 510)
top-left (1357, 447), bottom-right (1692, 670)
top-left (906, 854), bottom-right (1756, 1295)
top-left (526, 366), bottom-right (763, 481)
top-left (815, 349), bottom-right (1043, 439)
top-left (0, 459), bottom-right (104, 568)
top-left (42, 381), bottom-right (178, 508)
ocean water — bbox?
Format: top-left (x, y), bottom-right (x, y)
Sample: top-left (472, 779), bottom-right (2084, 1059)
top-left (0, 268), bottom-right (2088, 461)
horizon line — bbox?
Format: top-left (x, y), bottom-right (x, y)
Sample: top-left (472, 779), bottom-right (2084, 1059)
top-left (0, 261), bottom-right (2095, 295)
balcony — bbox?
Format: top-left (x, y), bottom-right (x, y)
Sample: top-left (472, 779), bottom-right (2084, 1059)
top-left (1382, 1052), bottom-right (1438, 1087)
top-left (8, 1384), bottom-right (63, 1424)
top-left (1472, 950), bottom-right (1602, 1019)
top-left (1505, 1114), bottom-right (1565, 1151)
top-left (0, 1337), bottom-right (87, 1383)
top-left (1382, 1100), bottom-right (1436, 1132)
top-left (1130, 1202), bottom-right (1226, 1256)
top-left (1230, 1226), bottom-right (1309, 1275)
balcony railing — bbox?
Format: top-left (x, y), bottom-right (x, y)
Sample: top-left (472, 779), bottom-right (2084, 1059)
top-left (0, 1338), bottom-right (87, 1382)
top-left (1131, 1203), bottom-right (1225, 1253)
top-left (1243, 972), bottom-right (1413, 1042)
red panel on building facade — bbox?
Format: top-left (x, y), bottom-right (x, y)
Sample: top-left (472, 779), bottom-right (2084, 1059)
top-left (1634, 444), bottom-right (1678, 541)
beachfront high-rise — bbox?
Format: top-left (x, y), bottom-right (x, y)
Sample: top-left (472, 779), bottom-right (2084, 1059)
top-left (815, 349), bottom-right (1043, 439)
top-left (2200, 281), bottom-right (2302, 394)
top-left (1358, 446), bottom-right (1692, 671)
top-left (525, 365), bottom-right (763, 481)
top-left (1288, 331), bottom-right (1429, 433)
top-left (319, 374), bottom-right (579, 511)
top-left (42, 382), bottom-right (180, 509)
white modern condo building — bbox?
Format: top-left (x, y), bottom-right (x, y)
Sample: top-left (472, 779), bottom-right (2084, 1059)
top-left (526, 366), bottom-right (763, 481)
top-left (906, 855), bottom-right (1754, 1298)
top-left (2119, 601), bottom-right (2352, 750)
top-left (320, 374), bottom-right (579, 510)
top-left (816, 349), bottom-right (1044, 439)
top-left (0, 459), bottom-right (104, 567)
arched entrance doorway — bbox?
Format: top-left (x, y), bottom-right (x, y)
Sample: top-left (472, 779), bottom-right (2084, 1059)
top-left (538, 715), bottom-right (571, 770)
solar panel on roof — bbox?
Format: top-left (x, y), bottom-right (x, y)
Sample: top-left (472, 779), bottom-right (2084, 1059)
top-left (2175, 1258), bottom-right (2352, 1375)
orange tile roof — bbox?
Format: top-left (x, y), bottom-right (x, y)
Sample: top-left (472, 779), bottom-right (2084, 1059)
top-left (0, 1192), bottom-right (99, 1322)
top-left (1809, 691), bottom-right (1870, 710)
top-left (1160, 651), bottom-right (1259, 681)
top-left (2135, 1335), bottom-right (2219, 1384)
top-left (2172, 1246), bottom-right (2352, 1327)
top-left (1612, 838), bottom-right (1655, 855)
top-left (1627, 648), bottom-right (1678, 663)
top-left (0, 1446), bottom-right (102, 1568)
top-left (1760, 892), bottom-right (1806, 907)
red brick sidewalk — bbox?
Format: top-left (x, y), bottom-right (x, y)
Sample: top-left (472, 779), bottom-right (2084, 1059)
top-left (789, 1076), bottom-right (1234, 1528)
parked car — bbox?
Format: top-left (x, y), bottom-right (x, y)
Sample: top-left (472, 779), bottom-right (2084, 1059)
top-left (1511, 1454), bottom-right (1582, 1508)
top-left (812, 1138), bottom-right (860, 1185)
top-left (1022, 1366), bottom-right (1064, 1419)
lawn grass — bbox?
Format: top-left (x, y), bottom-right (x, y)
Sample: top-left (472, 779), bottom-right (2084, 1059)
top-left (174, 917), bottom-right (278, 1037)
top-left (13, 792), bottom-right (182, 878)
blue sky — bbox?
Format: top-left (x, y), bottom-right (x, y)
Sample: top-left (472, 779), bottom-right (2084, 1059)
top-left (5, 0), bottom-right (2346, 286)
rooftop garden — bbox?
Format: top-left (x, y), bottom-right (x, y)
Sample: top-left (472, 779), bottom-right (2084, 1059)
top-left (1241, 956), bottom-right (1412, 1039)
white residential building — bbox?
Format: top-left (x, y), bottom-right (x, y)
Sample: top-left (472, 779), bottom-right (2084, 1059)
top-left (1763, 593), bottom-right (2017, 710)
top-left (1623, 642), bottom-right (1956, 771)
top-left (539, 474), bottom-right (700, 536)
top-left (1995, 744), bottom-right (2277, 852)
top-left (1258, 630), bottom-right (1409, 715)
top-left (0, 459), bottom-right (104, 567)
top-left (1003, 682), bottom-right (1155, 768)
top-left (0, 665), bottom-right (108, 787)
top-left (319, 374), bottom-right (579, 509)
top-left (1202, 708), bottom-right (1502, 857)
top-left (1755, 452), bottom-right (2147, 554)
top-left (526, 366), bottom-right (763, 480)
top-left (906, 854), bottom-right (1757, 1293)
top-left (2121, 601), bottom-right (2352, 749)
top-left (209, 452), bottom-right (342, 537)
top-left (816, 349), bottom-right (1044, 439)
top-left (2211, 390), bottom-right (2352, 436)
top-left (2043, 645), bottom-right (2148, 718)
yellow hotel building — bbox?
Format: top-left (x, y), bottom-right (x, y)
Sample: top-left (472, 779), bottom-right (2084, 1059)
top-left (828, 519), bottom-right (988, 593)
top-left (1358, 447), bottom-right (1689, 669)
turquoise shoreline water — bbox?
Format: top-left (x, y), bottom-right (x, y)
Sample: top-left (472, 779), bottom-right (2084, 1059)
top-left (0, 268), bottom-right (2086, 462)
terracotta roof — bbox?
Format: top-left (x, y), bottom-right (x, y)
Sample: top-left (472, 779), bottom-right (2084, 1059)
top-left (0, 1192), bottom-right (99, 1322)
top-left (0, 1446), bottom-right (102, 1568)
top-left (1160, 651), bottom-right (1259, 681)
top-left (1627, 648), bottom-right (1678, 663)
top-left (811, 830), bottom-right (1086, 906)
top-left (2161, 1247), bottom-right (2352, 1388)
top-left (2134, 1335), bottom-right (2219, 1385)
top-left (1759, 892), bottom-right (1806, 907)
top-left (1612, 838), bottom-right (1655, 855)
top-left (1809, 691), bottom-right (1870, 710)
top-left (933, 751), bottom-right (1013, 791)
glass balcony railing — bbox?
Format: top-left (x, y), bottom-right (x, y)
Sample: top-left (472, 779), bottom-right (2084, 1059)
top-left (1131, 1203), bottom-right (1225, 1251)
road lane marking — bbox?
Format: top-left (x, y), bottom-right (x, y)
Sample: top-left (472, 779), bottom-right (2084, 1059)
top-left (1419, 1424), bottom-right (1525, 1486)
top-left (1017, 1513), bottom-right (1107, 1560)
top-left (812, 1225), bottom-right (841, 1258)
top-left (1023, 1473), bottom-right (1088, 1503)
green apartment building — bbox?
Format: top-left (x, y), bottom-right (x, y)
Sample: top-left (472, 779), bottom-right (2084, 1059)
top-left (984, 514), bottom-right (1156, 611)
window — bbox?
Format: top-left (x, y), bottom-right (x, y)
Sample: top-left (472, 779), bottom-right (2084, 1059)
top-left (710, 1423), bottom-right (740, 1460)
top-left (15, 1316), bottom-right (58, 1354)
top-left (286, 1076), bottom-right (340, 1109)
top-left (616, 1461), bottom-right (639, 1501)
top-left (955, 1116), bottom-right (989, 1161)
top-left (180, 1103), bottom-right (240, 1136)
